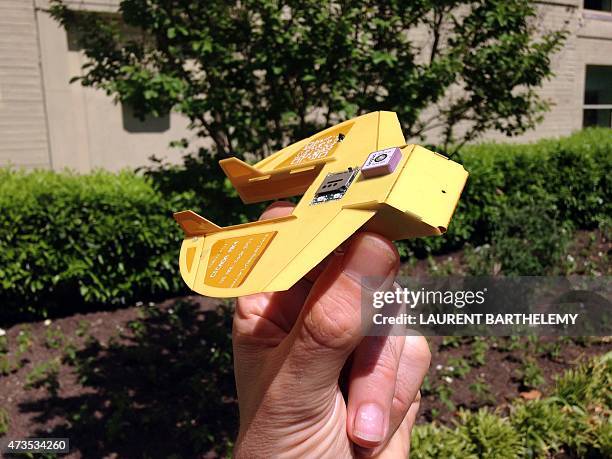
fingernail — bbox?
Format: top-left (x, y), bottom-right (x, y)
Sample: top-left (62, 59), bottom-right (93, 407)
top-left (343, 234), bottom-right (398, 290)
top-left (354, 403), bottom-right (385, 443)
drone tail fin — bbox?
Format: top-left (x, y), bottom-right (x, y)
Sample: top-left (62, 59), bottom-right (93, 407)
top-left (173, 210), bottom-right (222, 237)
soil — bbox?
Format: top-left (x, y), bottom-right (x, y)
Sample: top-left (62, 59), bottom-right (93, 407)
top-left (0, 229), bottom-right (609, 458)
top-left (1, 296), bottom-right (610, 458)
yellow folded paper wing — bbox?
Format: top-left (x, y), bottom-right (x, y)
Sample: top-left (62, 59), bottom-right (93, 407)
top-left (174, 111), bottom-right (468, 298)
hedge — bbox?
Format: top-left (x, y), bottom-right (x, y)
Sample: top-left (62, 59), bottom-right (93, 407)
top-left (1, 128), bottom-right (610, 320)
top-left (0, 170), bottom-right (186, 320)
top-left (401, 127), bottom-right (612, 257)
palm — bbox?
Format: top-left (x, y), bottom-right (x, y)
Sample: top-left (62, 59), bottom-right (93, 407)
top-left (234, 284), bottom-right (356, 455)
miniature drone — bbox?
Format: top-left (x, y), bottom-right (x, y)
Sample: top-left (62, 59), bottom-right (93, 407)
top-left (174, 111), bottom-right (468, 298)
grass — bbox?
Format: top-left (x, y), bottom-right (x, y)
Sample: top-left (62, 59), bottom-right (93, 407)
top-left (0, 407), bottom-right (9, 435)
top-left (516, 358), bottom-right (546, 390)
top-left (24, 358), bottom-right (61, 397)
top-left (469, 376), bottom-right (494, 405)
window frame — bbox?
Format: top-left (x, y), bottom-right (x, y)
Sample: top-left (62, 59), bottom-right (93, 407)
top-left (584, 0), bottom-right (612, 13)
top-left (583, 64), bottom-right (612, 129)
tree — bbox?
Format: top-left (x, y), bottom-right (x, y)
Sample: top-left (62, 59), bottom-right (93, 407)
top-left (50, 0), bottom-right (566, 159)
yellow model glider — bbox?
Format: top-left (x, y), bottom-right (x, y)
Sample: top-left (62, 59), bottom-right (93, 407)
top-left (173, 111), bottom-right (468, 298)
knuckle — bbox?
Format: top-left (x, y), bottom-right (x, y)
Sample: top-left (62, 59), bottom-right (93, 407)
top-left (356, 336), bottom-right (402, 376)
top-left (231, 317), bottom-right (251, 340)
top-left (406, 336), bottom-right (432, 369)
top-left (391, 340), bottom-right (431, 412)
top-left (370, 355), bottom-right (398, 382)
top-left (392, 392), bottom-right (412, 414)
top-left (393, 390), bottom-right (422, 418)
top-left (300, 288), bottom-right (360, 350)
top-left (232, 295), bottom-right (270, 340)
top-left (235, 295), bottom-right (264, 318)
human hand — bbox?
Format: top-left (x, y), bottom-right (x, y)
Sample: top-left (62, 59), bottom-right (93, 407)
top-left (232, 202), bottom-right (431, 458)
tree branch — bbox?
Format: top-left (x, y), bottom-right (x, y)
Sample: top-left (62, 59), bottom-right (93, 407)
top-left (429, 7), bottom-right (444, 65)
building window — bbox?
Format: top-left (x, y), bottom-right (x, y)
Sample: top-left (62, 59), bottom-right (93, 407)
top-left (583, 65), bottom-right (612, 128)
top-left (584, 0), bottom-right (612, 12)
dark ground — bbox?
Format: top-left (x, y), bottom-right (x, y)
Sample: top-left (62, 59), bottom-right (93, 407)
top-left (1, 299), bottom-right (609, 458)
top-left (0, 229), bottom-right (609, 458)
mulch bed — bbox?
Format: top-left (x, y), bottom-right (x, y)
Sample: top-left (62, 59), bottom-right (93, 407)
top-left (1, 295), bottom-right (610, 458)
top-left (0, 228), bottom-right (609, 457)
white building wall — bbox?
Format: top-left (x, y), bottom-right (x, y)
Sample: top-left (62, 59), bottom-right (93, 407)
top-left (34, 0), bottom-right (201, 172)
top-left (512, 0), bottom-right (583, 142)
top-left (35, 7), bottom-right (199, 172)
top-left (0, 0), bottom-right (51, 168)
top-left (0, 0), bottom-right (611, 172)
top-left (483, 0), bottom-right (612, 143)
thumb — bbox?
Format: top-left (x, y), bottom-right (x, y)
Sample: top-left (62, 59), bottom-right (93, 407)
top-left (280, 232), bottom-right (399, 392)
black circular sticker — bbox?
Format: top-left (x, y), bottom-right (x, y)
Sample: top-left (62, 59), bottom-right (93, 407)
top-left (374, 153), bottom-right (388, 162)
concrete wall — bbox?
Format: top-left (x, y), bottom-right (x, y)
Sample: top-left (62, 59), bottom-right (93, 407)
top-left (509, 0), bottom-right (583, 142)
top-left (482, 0), bottom-right (612, 143)
top-left (0, 0), bottom-right (197, 172)
top-left (0, 0), bottom-right (51, 168)
top-left (0, 0), bottom-right (611, 172)
top-left (34, 0), bottom-right (199, 172)
top-left (35, 9), bottom-right (198, 172)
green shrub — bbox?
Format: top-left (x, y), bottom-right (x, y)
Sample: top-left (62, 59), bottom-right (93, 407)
top-left (0, 169), bottom-right (186, 320)
top-left (399, 128), bottom-right (612, 261)
top-left (411, 353), bottom-right (612, 458)
top-left (516, 358), bottom-right (546, 390)
top-left (593, 421), bottom-right (612, 458)
top-left (142, 151), bottom-right (266, 227)
top-left (411, 423), bottom-right (476, 459)
top-left (552, 353), bottom-right (612, 457)
top-left (464, 192), bottom-right (573, 275)
top-left (1, 129), bottom-right (610, 319)
top-left (0, 407), bottom-right (8, 435)
top-left (457, 408), bottom-right (524, 458)
top-left (24, 358), bottom-right (61, 396)
top-left (554, 351), bottom-right (611, 409)
top-left (510, 400), bottom-right (567, 457)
